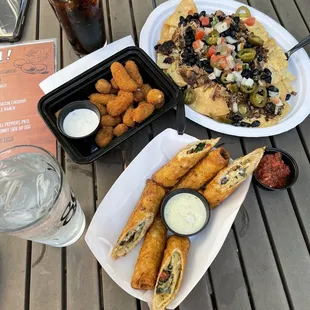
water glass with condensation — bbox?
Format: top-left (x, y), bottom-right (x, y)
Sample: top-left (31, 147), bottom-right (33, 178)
top-left (0, 145), bottom-right (86, 246)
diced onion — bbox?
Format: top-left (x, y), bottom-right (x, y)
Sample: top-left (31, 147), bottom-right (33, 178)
top-left (214, 21), bottom-right (229, 33)
top-left (274, 105), bottom-right (279, 115)
top-left (208, 72), bottom-right (216, 80)
top-left (226, 73), bottom-right (235, 82)
top-left (233, 102), bottom-right (239, 113)
top-left (205, 27), bottom-right (214, 35)
top-left (232, 71), bottom-right (243, 85)
top-left (214, 67), bottom-right (222, 77)
top-left (244, 78), bottom-right (254, 87)
top-left (277, 100), bottom-right (284, 107)
top-left (241, 77), bottom-right (248, 85)
top-left (237, 43), bottom-right (244, 51)
top-left (226, 55), bottom-right (235, 69)
top-left (226, 36), bottom-right (238, 44)
top-left (268, 90), bottom-right (279, 98)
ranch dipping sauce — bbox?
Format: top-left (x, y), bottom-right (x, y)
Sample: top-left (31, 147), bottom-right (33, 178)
top-left (63, 109), bottom-right (99, 138)
top-left (163, 193), bottom-right (207, 235)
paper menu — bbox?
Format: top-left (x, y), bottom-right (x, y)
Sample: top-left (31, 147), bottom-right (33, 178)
top-left (0, 39), bottom-right (56, 155)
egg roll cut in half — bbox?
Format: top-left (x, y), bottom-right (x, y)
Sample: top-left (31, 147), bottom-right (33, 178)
top-left (173, 147), bottom-right (230, 190)
top-left (152, 138), bottom-right (220, 188)
top-left (131, 217), bottom-right (167, 290)
top-left (153, 236), bottom-right (190, 310)
top-left (204, 147), bottom-right (265, 208)
top-left (111, 180), bottom-right (166, 259)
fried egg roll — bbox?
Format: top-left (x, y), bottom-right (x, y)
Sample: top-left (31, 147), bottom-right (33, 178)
top-left (131, 217), bottom-right (167, 290)
top-left (173, 147), bottom-right (230, 190)
top-left (152, 236), bottom-right (190, 310)
top-left (204, 147), bottom-right (265, 208)
top-left (111, 180), bottom-right (166, 259)
top-left (152, 138), bottom-right (220, 187)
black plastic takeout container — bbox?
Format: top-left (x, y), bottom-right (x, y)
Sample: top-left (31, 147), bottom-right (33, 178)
top-left (38, 46), bottom-right (181, 164)
top-left (57, 100), bottom-right (101, 139)
top-left (253, 147), bottom-right (299, 191)
top-left (161, 189), bottom-right (211, 237)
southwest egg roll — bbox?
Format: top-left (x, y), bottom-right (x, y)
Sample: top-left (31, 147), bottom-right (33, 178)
top-left (173, 147), bottom-right (230, 190)
top-left (111, 180), bottom-right (166, 259)
top-left (131, 217), bottom-right (167, 290)
top-left (152, 236), bottom-right (190, 310)
top-left (152, 138), bottom-right (220, 187)
top-left (204, 147), bottom-right (265, 208)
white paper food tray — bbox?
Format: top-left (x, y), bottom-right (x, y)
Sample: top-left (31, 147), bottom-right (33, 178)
top-left (85, 128), bottom-right (251, 309)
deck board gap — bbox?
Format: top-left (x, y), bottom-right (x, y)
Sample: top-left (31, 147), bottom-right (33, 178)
top-left (61, 247), bottom-right (67, 310)
top-left (292, 0), bottom-right (310, 31)
top-left (105, 0), bottom-right (113, 43)
top-left (128, 0), bottom-right (139, 45)
top-left (207, 270), bottom-right (218, 310)
top-left (92, 163), bottom-right (99, 206)
top-left (252, 184), bottom-right (295, 310)
top-left (232, 225), bottom-right (256, 310)
top-left (296, 126), bottom-right (310, 163)
top-left (287, 189), bottom-right (310, 253)
top-left (35, 0), bottom-right (40, 40)
top-left (97, 263), bottom-right (104, 310)
top-left (148, 125), bottom-right (154, 141)
top-left (152, 0), bottom-right (157, 9)
top-left (24, 241), bottom-right (32, 310)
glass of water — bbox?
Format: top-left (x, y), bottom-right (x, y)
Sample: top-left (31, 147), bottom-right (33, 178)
top-left (0, 145), bottom-right (86, 247)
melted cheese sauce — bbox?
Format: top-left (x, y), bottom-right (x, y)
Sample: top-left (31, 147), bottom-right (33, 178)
top-left (164, 193), bottom-right (207, 235)
top-left (63, 109), bottom-right (99, 138)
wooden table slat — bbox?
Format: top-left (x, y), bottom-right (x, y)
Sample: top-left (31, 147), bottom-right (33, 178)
top-left (28, 2), bottom-right (63, 309)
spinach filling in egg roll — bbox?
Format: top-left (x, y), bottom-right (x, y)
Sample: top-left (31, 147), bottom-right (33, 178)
top-left (152, 138), bottom-right (220, 188)
top-left (204, 147), bottom-right (265, 208)
top-left (173, 147), bottom-right (230, 190)
top-left (131, 217), bottom-right (167, 290)
top-left (152, 236), bottom-right (190, 310)
top-left (111, 180), bottom-right (166, 259)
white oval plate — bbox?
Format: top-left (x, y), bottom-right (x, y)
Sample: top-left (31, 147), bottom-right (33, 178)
top-left (140, 0), bottom-right (310, 137)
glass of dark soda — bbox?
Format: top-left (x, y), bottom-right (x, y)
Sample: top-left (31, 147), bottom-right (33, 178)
top-left (48, 0), bottom-right (106, 55)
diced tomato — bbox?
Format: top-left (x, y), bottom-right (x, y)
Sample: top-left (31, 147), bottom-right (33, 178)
top-left (234, 63), bottom-right (243, 71)
top-left (207, 45), bottom-right (216, 57)
top-left (199, 16), bottom-right (210, 26)
top-left (195, 30), bottom-right (205, 40)
top-left (270, 97), bottom-right (281, 105)
top-left (159, 271), bottom-right (170, 282)
top-left (211, 54), bottom-right (229, 70)
top-left (192, 39), bottom-right (203, 51)
top-left (245, 17), bottom-right (256, 26)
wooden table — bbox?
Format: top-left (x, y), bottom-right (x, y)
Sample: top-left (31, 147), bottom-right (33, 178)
top-left (1, 0), bottom-right (310, 309)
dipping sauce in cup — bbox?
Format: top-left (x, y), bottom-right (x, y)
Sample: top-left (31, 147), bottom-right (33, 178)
top-left (57, 101), bottom-right (101, 139)
top-left (161, 189), bottom-right (210, 236)
top-left (63, 109), bottom-right (99, 138)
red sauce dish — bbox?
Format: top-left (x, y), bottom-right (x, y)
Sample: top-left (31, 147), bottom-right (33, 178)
top-left (253, 147), bottom-right (298, 191)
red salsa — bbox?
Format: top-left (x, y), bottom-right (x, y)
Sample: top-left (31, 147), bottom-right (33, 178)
top-left (255, 152), bottom-right (291, 188)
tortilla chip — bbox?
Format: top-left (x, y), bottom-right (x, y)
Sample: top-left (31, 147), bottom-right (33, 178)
top-left (160, 0), bottom-right (197, 41)
top-left (244, 20), bottom-right (269, 42)
top-left (189, 86), bottom-right (229, 117)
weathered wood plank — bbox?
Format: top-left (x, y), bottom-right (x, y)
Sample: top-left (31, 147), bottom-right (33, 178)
top-left (108, 0), bottom-right (135, 40)
top-left (64, 157), bottom-right (100, 310)
top-left (131, 0), bottom-right (154, 37)
top-left (0, 236), bottom-right (28, 310)
top-left (95, 152), bottom-right (138, 310)
top-left (269, 0), bottom-right (310, 55)
top-left (244, 137), bottom-right (310, 310)
top-left (0, 1), bottom-right (39, 309)
top-left (28, 2), bottom-right (62, 309)
top-left (293, 0), bottom-right (310, 31)
top-left (209, 230), bottom-right (251, 310)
